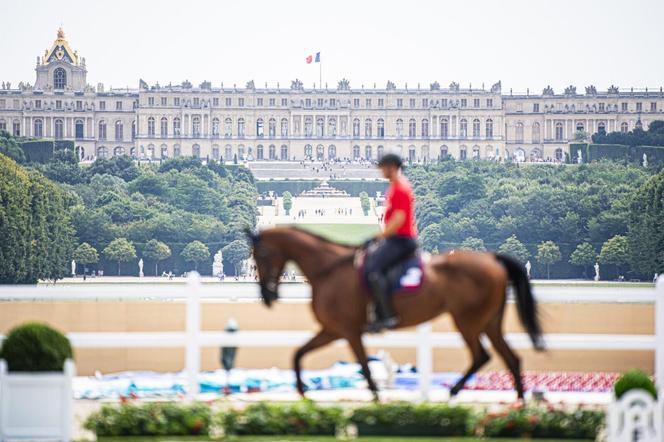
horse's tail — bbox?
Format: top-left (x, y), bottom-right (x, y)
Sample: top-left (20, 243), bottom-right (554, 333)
top-left (494, 253), bottom-right (545, 351)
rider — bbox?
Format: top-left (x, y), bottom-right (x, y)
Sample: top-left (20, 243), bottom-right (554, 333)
top-left (366, 153), bottom-right (418, 333)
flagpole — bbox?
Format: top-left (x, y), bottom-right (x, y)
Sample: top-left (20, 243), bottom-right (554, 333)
top-left (319, 60), bottom-right (322, 90)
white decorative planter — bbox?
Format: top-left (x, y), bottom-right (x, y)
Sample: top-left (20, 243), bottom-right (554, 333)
top-left (0, 359), bottom-right (75, 442)
top-left (607, 389), bottom-right (663, 442)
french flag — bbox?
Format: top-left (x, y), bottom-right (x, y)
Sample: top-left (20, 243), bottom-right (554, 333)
top-left (306, 52), bottom-right (321, 64)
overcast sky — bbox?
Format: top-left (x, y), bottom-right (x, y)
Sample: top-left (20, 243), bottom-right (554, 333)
top-left (2, 0), bottom-right (663, 93)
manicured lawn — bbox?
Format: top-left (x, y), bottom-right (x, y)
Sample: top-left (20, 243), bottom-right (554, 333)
top-left (97, 438), bottom-right (591, 442)
top-left (292, 223), bottom-right (379, 245)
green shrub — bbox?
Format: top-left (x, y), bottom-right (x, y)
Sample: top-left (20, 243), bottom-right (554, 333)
top-left (481, 406), bottom-right (604, 439)
top-left (614, 369), bottom-right (657, 399)
top-left (349, 402), bottom-right (472, 436)
top-left (0, 322), bottom-right (73, 372)
top-left (222, 401), bottom-right (343, 435)
top-left (84, 402), bottom-right (211, 436)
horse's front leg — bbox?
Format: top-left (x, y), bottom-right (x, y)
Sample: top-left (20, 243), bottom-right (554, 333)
top-left (346, 333), bottom-right (379, 402)
top-left (293, 329), bottom-right (337, 397)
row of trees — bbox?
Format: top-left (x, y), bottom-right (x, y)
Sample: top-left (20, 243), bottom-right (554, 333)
top-left (0, 152), bottom-right (75, 283)
top-left (592, 120), bottom-right (664, 147)
top-left (409, 159), bottom-right (659, 279)
top-left (475, 234), bottom-right (629, 279)
top-left (74, 238), bottom-right (252, 276)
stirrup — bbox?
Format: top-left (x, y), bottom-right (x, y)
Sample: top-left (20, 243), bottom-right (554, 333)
top-left (365, 316), bottom-right (400, 334)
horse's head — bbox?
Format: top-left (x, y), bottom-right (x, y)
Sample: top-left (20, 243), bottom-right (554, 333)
top-left (244, 228), bottom-right (285, 307)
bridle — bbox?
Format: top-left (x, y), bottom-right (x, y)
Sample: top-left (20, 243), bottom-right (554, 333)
top-left (247, 232), bottom-right (283, 306)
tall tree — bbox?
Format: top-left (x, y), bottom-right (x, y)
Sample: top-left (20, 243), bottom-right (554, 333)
top-left (103, 238), bottom-right (137, 276)
top-left (73, 242), bottom-right (99, 275)
top-left (282, 191), bottom-right (293, 215)
top-left (536, 241), bottom-right (562, 279)
top-left (569, 242), bottom-right (597, 279)
top-left (600, 235), bottom-right (630, 278)
top-left (628, 170), bottom-right (664, 277)
top-left (222, 240), bottom-right (251, 275)
top-left (497, 235), bottom-right (530, 264)
top-left (459, 237), bottom-right (487, 251)
top-left (359, 191), bottom-right (371, 216)
top-left (142, 239), bottom-right (171, 275)
top-left (181, 240), bottom-right (210, 271)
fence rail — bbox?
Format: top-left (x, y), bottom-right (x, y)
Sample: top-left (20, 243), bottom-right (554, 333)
top-left (0, 274), bottom-right (662, 401)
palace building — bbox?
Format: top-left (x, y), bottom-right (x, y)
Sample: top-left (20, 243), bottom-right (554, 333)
top-left (1, 29), bottom-right (662, 163)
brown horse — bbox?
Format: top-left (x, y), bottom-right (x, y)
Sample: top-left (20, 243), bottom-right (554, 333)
top-left (246, 226), bottom-right (544, 400)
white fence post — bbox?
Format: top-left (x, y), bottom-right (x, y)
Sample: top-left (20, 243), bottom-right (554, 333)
top-left (656, 276), bottom-right (664, 389)
top-left (185, 272), bottom-right (201, 401)
top-left (416, 322), bottom-right (433, 401)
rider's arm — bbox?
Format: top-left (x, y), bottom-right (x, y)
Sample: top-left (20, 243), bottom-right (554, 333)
top-left (377, 209), bottom-right (405, 240)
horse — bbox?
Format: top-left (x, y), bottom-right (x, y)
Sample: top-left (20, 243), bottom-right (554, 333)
top-left (246, 226), bottom-right (544, 400)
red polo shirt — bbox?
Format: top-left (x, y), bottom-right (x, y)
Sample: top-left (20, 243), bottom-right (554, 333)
top-left (384, 176), bottom-right (417, 238)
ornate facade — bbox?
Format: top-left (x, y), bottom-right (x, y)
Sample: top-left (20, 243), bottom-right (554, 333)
top-left (1, 29), bottom-right (662, 162)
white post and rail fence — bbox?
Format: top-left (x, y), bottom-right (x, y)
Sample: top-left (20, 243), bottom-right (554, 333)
top-left (0, 274), bottom-right (662, 402)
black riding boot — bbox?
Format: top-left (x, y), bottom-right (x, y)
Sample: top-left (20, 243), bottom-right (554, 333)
top-left (367, 272), bottom-right (399, 333)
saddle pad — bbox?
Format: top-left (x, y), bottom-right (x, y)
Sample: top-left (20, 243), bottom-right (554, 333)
top-left (360, 255), bottom-right (425, 296)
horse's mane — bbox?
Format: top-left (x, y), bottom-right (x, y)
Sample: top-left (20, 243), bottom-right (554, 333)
top-left (288, 226), bottom-right (359, 250)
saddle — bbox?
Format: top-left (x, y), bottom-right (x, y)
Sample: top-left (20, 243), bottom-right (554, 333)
top-left (358, 250), bottom-right (425, 296)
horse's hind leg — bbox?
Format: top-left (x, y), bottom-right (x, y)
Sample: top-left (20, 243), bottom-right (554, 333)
top-left (485, 314), bottom-right (524, 400)
top-left (293, 329), bottom-right (337, 397)
top-left (346, 333), bottom-right (380, 402)
top-left (449, 323), bottom-right (490, 397)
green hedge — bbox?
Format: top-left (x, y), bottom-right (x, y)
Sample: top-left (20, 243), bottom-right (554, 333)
top-left (572, 143), bottom-right (664, 166)
top-left (0, 322), bottom-right (73, 372)
top-left (20, 140), bottom-right (54, 163)
top-left (54, 139), bottom-right (75, 152)
top-left (84, 402), bottom-right (212, 436)
top-left (222, 401), bottom-right (343, 435)
top-left (481, 407), bottom-right (604, 439)
top-left (256, 179), bottom-right (387, 197)
top-left (349, 403), bottom-right (473, 437)
top-left (84, 401), bottom-right (605, 439)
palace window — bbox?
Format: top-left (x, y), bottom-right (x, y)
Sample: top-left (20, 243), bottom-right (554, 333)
top-left (75, 119), bottom-right (84, 139)
top-left (409, 98), bottom-right (416, 108)
top-left (365, 145), bottom-right (372, 160)
top-left (636, 102), bottom-right (642, 112)
top-left (238, 98), bottom-right (244, 107)
top-left (353, 98), bottom-right (360, 107)
top-left (173, 117), bottom-right (181, 136)
top-left (365, 119), bottom-right (372, 137)
top-left (318, 98), bottom-right (324, 108)
top-left (328, 118), bottom-right (337, 136)
top-left (34, 119), bottom-right (43, 138)
top-left (515, 122), bottom-right (524, 142)
top-left (237, 118), bottom-right (245, 137)
top-left (330, 98), bottom-right (336, 107)
top-left (422, 119), bottom-right (429, 137)
top-left (56, 100), bottom-right (62, 110)
top-left (555, 122), bottom-right (563, 141)
top-left (396, 119), bottom-right (404, 137)
top-left (408, 119), bottom-right (416, 137)
top-left (353, 145), bottom-right (360, 159)
top-left (269, 98), bottom-right (275, 107)
top-left (256, 144), bottom-right (264, 160)
top-left (0, 119), bottom-right (5, 131)
top-left (12, 120), bottom-right (20, 136)
top-left (268, 118), bottom-right (276, 137)
top-left (148, 117), bottom-right (155, 136)
top-left (115, 120), bottom-right (124, 141)
top-left (192, 144), bottom-right (200, 158)
top-left (281, 98), bottom-right (288, 106)
top-left (305, 117), bottom-right (313, 137)
top-left (651, 102), bottom-right (657, 112)
top-left (98, 121), bottom-right (107, 140)
top-left (191, 116), bottom-right (201, 137)
top-left (257, 98), bottom-right (263, 106)
top-left (53, 68), bottom-right (66, 89)
top-left (460, 119), bottom-right (468, 138)
top-left (160, 117), bottom-right (168, 138)
top-left (148, 97), bottom-right (154, 106)
top-left (224, 118), bottom-right (232, 137)
top-left (317, 117), bottom-right (324, 137)
top-left (422, 98), bottom-right (428, 108)
top-left (366, 98), bottom-right (371, 108)
top-left (352, 118), bottom-right (360, 137)
top-left (162, 97), bottom-right (168, 106)
top-left (174, 97), bottom-right (180, 106)
top-left (116, 101), bottom-right (122, 110)
top-left (441, 99), bottom-right (448, 108)
top-left (532, 122), bottom-right (540, 143)
top-left (598, 122), bottom-right (606, 134)
top-left (99, 101), bottom-right (106, 110)
top-left (281, 118), bottom-right (288, 137)
top-left (487, 99), bottom-right (493, 108)
top-left (397, 98), bottom-right (403, 108)
top-left (621, 122), bottom-right (629, 133)
top-left (280, 145), bottom-right (288, 160)
top-left (440, 118), bottom-right (449, 138)
top-left (377, 119), bottom-right (384, 138)
top-left (55, 119), bottom-right (64, 139)
top-left (378, 98), bottom-right (384, 107)
top-left (305, 144), bottom-right (313, 158)
top-left (473, 98), bottom-right (480, 108)
top-left (305, 98), bottom-right (312, 107)
top-left (486, 119), bottom-right (493, 138)
top-left (212, 118), bottom-right (220, 137)
top-left (269, 144), bottom-right (276, 160)
top-left (257, 118), bottom-right (264, 137)
top-left (460, 99), bottom-right (467, 107)
top-left (472, 119), bottom-right (480, 138)
top-left (328, 145), bottom-right (337, 160)
top-left (533, 103), bottom-right (540, 112)
top-left (622, 102), bottom-right (628, 112)
top-left (226, 97), bottom-right (232, 106)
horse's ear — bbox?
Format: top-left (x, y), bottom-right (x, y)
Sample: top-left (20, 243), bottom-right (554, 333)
top-left (244, 228), bottom-right (259, 245)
